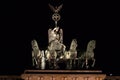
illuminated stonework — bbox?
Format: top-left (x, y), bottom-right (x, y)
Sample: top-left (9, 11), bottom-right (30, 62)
top-left (21, 70), bottom-right (106, 80)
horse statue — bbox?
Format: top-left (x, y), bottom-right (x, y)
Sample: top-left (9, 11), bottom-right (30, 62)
top-left (69, 39), bottom-right (78, 59)
top-left (79, 40), bottom-right (96, 68)
top-left (64, 39), bottom-right (77, 59)
top-left (31, 39), bottom-right (46, 69)
top-left (64, 39), bottom-right (78, 69)
top-left (31, 39), bottom-right (42, 69)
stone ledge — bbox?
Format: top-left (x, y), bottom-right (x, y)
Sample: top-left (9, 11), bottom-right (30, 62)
top-left (24, 70), bottom-right (103, 74)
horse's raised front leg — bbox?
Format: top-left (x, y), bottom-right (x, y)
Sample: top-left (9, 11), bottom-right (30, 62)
top-left (85, 58), bottom-right (89, 69)
top-left (92, 58), bottom-right (95, 67)
top-left (82, 61), bottom-right (85, 68)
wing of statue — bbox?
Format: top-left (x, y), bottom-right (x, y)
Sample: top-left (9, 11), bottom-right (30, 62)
top-left (56, 4), bottom-right (63, 13)
top-left (59, 28), bottom-right (63, 43)
top-left (48, 28), bottom-right (52, 43)
top-left (49, 3), bottom-right (63, 13)
top-left (48, 4), bottom-right (56, 13)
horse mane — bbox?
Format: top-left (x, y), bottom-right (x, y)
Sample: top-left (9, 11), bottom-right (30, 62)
top-left (70, 39), bottom-right (77, 51)
top-left (86, 40), bottom-right (96, 53)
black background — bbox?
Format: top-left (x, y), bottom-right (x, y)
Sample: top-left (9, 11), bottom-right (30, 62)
top-left (0, 0), bottom-right (120, 75)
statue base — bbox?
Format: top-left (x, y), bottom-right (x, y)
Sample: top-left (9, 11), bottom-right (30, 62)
top-left (21, 70), bottom-right (106, 80)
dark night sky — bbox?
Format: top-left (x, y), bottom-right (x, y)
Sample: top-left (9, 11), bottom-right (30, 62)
top-left (0, 0), bottom-right (120, 75)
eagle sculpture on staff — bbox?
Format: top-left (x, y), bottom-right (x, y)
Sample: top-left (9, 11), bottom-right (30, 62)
top-left (48, 3), bottom-right (63, 30)
top-left (48, 3), bottom-right (63, 13)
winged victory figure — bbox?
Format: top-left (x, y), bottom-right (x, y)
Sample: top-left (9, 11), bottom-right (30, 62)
top-left (49, 3), bottom-right (63, 13)
top-left (48, 27), bottom-right (63, 44)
